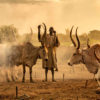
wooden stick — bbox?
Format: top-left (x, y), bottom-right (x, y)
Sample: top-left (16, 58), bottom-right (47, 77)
top-left (63, 73), bottom-right (65, 81)
top-left (85, 80), bottom-right (88, 88)
top-left (16, 86), bottom-right (18, 99)
top-left (77, 96), bottom-right (78, 100)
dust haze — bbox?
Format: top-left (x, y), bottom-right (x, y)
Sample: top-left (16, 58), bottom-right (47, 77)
top-left (0, 0), bottom-right (99, 82)
top-left (0, 0), bottom-right (100, 34)
top-left (0, 0), bottom-right (98, 82)
top-left (0, 1), bottom-right (100, 100)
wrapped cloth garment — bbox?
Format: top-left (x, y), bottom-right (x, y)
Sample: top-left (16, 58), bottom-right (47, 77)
top-left (42, 34), bottom-right (60, 70)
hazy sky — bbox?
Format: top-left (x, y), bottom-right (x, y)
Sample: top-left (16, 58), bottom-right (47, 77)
top-left (0, 0), bottom-right (100, 34)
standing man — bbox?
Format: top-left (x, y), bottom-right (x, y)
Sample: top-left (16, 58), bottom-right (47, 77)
top-left (38, 23), bottom-right (60, 82)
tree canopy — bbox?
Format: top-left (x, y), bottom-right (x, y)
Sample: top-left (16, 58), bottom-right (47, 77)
top-left (0, 25), bottom-right (18, 43)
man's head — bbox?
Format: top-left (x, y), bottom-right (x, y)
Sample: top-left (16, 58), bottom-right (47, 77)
top-left (49, 27), bottom-right (54, 36)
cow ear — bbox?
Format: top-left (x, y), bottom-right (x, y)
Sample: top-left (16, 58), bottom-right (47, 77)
top-left (87, 38), bottom-right (90, 48)
top-left (79, 49), bottom-right (82, 53)
top-left (76, 48), bottom-right (81, 54)
top-left (94, 46), bottom-right (100, 60)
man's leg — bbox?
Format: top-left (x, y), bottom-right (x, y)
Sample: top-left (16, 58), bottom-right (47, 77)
top-left (45, 68), bottom-right (48, 81)
top-left (51, 68), bottom-right (55, 82)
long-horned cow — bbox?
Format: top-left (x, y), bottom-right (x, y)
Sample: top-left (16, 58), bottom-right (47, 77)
top-left (68, 26), bottom-right (100, 87)
top-left (7, 27), bottom-right (48, 83)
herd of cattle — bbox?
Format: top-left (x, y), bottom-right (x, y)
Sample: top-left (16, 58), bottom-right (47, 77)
top-left (1, 24), bottom-right (100, 88)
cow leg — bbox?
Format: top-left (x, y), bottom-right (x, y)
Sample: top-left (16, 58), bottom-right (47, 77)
top-left (11, 67), bottom-right (15, 82)
top-left (45, 68), bottom-right (48, 81)
top-left (22, 65), bottom-right (26, 83)
top-left (30, 67), bottom-right (33, 83)
top-left (95, 69), bottom-right (100, 87)
top-left (5, 70), bottom-right (10, 82)
top-left (51, 68), bottom-right (55, 82)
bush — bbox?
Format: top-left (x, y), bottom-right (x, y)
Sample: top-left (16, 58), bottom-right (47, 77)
top-left (0, 25), bottom-right (18, 43)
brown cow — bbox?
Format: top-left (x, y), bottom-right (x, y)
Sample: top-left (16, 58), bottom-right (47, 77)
top-left (38, 23), bottom-right (60, 82)
top-left (68, 26), bottom-right (100, 87)
top-left (6, 33), bottom-right (48, 83)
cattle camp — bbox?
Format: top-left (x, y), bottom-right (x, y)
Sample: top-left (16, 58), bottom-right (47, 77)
top-left (0, 0), bottom-right (100, 100)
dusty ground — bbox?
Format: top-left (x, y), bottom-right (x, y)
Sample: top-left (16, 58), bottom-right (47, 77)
top-left (0, 79), bottom-right (100, 100)
top-left (0, 46), bottom-right (99, 100)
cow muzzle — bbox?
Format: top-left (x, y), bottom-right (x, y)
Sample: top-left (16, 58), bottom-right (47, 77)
top-left (44, 55), bottom-right (48, 61)
top-left (45, 58), bottom-right (48, 61)
top-left (68, 62), bottom-right (72, 66)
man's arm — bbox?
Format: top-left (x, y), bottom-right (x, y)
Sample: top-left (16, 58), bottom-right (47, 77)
top-left (54, 31), bottom-right (60, 47)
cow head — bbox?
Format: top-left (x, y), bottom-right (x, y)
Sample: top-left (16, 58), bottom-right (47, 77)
top-left (68, 26), bottom-right (83, 66)
top-left (38, 46), bottom-right (48, 61)
top-left (38, 23), bottom-right (48, 61)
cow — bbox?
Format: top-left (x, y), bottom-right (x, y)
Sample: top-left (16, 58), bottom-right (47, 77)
top-left (68, 26), bottom-right (100, 87)
top-left (6, 28), bottom-right (48, 83)
top-left (38, 23), bottom-right (60, 82)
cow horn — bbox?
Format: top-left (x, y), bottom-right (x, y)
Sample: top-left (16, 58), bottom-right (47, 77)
top-left (87, 38), bottom-right (90, 48)
top-left (42, 23), bottom-right (47, 37)
top-left (30, 27), bottom-right (33, 35)
top-left (75, 27), bottom-right (80, 49)
top-left (38, 25), bottom-right (41, 42)
top-left (70, 26), bottom-right (76, 47)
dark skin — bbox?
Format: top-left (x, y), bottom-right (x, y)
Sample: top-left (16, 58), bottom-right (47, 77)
top-left (45, 68), bottom-right (48, 81)
top-left (49, 27), bottom-right (54, 36)
top-left (38, 25), bottom-right (57, 82)
top-left (44, 27), bottom-right (56, 82)
top-left (44, 68), bottom-right (55, 82)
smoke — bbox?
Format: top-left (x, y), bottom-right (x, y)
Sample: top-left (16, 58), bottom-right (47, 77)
top-left (0, 43), bottom-right (21, 82)
top-left (0, 2), bottom-right (63, 34)
top-left (0, 66), bottom-right (20, 82)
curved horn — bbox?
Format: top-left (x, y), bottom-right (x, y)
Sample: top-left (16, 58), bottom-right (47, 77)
top-left (75, 27), bottom-right (80, 49)
top-left (70, 26), bottom-right (76, 47)
top-left (38, 25), bottom-right (41, 42)
top-left (30, 27), bottom-right (33, 35)
top-left (42, 23), bottom-right (47, 37)
top-left (87, 38), bottom-right (90, 48)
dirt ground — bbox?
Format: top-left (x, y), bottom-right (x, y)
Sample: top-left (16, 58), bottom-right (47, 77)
top-left (0, 79), bottom-right (100, 100)
top-left (0, 46), bottom-right (99, 100)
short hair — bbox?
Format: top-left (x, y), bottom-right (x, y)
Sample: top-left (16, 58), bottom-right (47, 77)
top-left (49, 27), bottom-right (54, 32)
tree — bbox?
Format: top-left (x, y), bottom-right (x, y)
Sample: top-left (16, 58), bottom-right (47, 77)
top-left (0, 25), bottom-right (18, 43)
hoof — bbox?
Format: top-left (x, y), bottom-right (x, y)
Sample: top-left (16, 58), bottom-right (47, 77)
top-left (11, 77), bottom-right (15, 82)
top-left (30, 80), bottom-right (34, 83)
top-left (7, 79), bottom-right (10, 82)
top-left (55, 68), bottom-right (58, 72)
top-left (22, 80), bottom-right (25, 83)
top-left (52, 80), bottom-right (56, 82)
top-left (6, 77), bottom-right (10, 82)
top-left (96, 87), bottom-right (100, 94)
top-left (42, 80), bottom-right (47, 82)
top-left (15, 76), bottom-right (18, 80)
